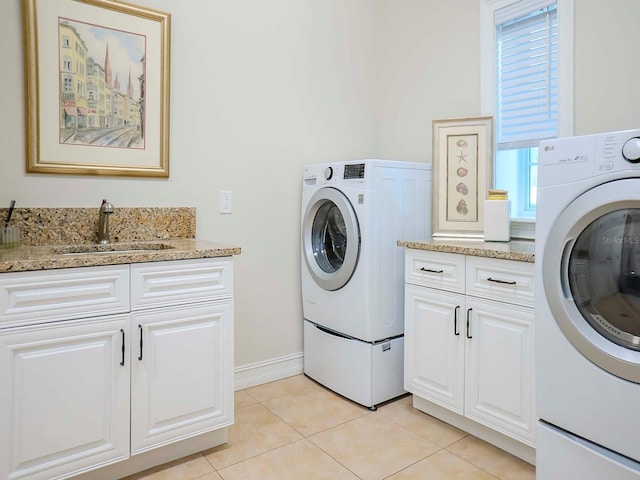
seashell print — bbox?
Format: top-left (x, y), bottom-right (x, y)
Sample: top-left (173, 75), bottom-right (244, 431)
top-left (456, 199), bottom-right (468, 215)
top-left (456, 139), bottom-right (468, 147)
top-left (456, 182), bottom-right (468, 195)
top-left (457, 167), bottom-right (468, 177)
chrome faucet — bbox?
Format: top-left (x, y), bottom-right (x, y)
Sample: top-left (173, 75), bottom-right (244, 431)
top-left (97, 199), bottom-right (114, 244)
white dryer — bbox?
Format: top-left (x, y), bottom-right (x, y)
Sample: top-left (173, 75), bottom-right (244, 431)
top-left (301, 160), bottom-right (431, 409)
top-left (536, 130), bottom-right (640, 479)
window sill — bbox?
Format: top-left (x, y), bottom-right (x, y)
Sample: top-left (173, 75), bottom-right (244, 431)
top-left (510, 218), bottom-right (535, 241)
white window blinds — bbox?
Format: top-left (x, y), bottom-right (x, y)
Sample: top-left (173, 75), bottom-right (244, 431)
top-left (496, 2), bottom-right (557, 149)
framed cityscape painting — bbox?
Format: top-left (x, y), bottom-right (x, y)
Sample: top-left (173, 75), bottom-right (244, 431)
top-left (23, 0), bottom-right (171, 177)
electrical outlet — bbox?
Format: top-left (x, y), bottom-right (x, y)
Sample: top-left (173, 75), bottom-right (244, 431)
top-left (220, 191), bottom-right (232, 214)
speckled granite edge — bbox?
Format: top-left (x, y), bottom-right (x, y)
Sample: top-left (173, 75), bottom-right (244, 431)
top-left (0, 207), bottom-right (242, 272)
top-left (0, 207), bottom-right (196, 246)
top-left (0, 239), bottom-right (241, 273)
top-left (398, 239), bottom-right (535, 263)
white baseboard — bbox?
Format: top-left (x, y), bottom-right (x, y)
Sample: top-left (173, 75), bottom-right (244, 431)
top-left (234, 352), bottom-right (304, 391)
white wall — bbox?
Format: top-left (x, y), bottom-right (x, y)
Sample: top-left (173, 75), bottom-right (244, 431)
top-left (573, 0), bottom-right (640, 135)
top-left (375, 0), bottom-right (640, 160)
top-left (376, 0), bottom-right (481, 162)
top-left (2, 0), bottom-right (639, 385)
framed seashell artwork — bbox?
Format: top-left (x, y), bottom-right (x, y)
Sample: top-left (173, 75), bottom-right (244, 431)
top-left (432, 116), bottom-right (493, 238)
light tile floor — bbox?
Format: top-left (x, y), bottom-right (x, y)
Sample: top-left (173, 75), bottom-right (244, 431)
top-left (123, 375), bottom-right (535, 480)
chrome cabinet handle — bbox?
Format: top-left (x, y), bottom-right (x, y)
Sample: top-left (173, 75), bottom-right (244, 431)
top-left (120, 329), bottom-right (125, 366)
top-left (138, 324), bottom-right (143, 361)
top-left (487, 277), bottom-right (516, 285)
top-left (454, 306), bottom-right (460, 336)
top-left (420, 267), bottom-right (444, 274)
top-left (466, 309), bottom-right (473, 339)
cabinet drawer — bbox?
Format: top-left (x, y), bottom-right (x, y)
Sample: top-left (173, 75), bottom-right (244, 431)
top-left (131, 258), bottom-right (233, 310)
top-left (0, 265), bottom-right (130, 328)
top-left (405, 249), bottom-right (465, 293)
top-left (465, 256), bottom-right (534, 307)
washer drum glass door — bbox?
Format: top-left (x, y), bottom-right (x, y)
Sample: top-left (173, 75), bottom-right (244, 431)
top-left (302, 187), bottom-right (360, 291)
top-left (543, 179), bottom-right (640, 383)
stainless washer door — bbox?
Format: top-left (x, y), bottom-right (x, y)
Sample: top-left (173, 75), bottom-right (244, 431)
top-left (302, 187), bottom-right (360, 291)
top-left (543, 178), bottom-right (640, 383)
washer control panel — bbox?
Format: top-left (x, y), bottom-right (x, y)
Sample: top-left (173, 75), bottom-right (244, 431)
top-left (303, 162), bottom-right (368, 186)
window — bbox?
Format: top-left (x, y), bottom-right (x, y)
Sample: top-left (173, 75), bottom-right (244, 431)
top-left (496, 4), bottom-right (555, 219)
top-left (481, 0), bottom-right (573, 238)
top-left (63, 76), bottom-right (73, 94)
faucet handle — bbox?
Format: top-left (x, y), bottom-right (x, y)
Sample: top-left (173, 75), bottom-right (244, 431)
top-left (101, 199), bottom-right (115, 214)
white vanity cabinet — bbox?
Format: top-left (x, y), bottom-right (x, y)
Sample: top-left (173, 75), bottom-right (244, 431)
top-left (404, 251), bottom-right (466, 413)
top-left (0, 266), bottom-right (131, 480)
top-left (0, 258), bottom-right (234, 480)
top-left (404, 249), bottom-right (535, 462)
top-left (129, 259), bottom-right (233, 455)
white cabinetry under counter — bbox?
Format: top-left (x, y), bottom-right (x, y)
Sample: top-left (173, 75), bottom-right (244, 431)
top-left (0, 255), bottom-right (236, 480)
top-left (403, 246), bottom-right (535, 464)
top-left (129, 259), bottom-right (234, 456)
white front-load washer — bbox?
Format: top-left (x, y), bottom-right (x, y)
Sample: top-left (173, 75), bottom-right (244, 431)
top-left (536, 129), bottom-right (640, 479)
top-left (301, 159), bottom-right (431, 409)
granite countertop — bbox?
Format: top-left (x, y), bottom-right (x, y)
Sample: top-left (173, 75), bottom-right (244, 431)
top-left (0, 239), bottom-right (242, 273)
top-left (397, 238), bottom-right (535, 263)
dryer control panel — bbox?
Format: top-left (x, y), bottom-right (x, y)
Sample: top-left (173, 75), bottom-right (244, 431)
top-left (622, 137), bottom-right (640, 163)
top-left (539, 129), bottom-right (640, 188)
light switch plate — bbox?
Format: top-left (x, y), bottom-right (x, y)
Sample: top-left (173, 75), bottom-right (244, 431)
top-left (220, 191), bottom-right (232, 214)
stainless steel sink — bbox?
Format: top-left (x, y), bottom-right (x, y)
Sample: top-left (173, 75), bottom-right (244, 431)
top-left (53, 242), bottom-right (175, 256)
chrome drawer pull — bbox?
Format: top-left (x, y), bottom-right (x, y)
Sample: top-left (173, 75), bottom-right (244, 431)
top-left (420, 267), bottom-right (444, 274)
top-left (487, 277), bottom-right (516, 285)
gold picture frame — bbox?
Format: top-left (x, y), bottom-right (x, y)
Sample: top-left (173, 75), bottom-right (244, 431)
top-left (23, 0), bottom-right (171, 177)
top-left (432, 116), bottom-right (493, 238)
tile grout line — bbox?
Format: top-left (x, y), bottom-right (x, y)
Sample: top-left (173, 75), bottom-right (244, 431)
top-left (237, 386), bottom-right (372, 478)
top-left (247, 386), bottom-right (444, 479)
top-left (209, 378), bottom-right (532, 480)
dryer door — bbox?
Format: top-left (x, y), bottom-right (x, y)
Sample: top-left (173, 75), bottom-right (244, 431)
top-left (302, 187), bottom-right (360, 291)
top-left (543, 178), bottom-right (640, 383)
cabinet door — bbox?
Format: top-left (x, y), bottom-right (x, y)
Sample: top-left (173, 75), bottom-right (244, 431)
top-left (404, 284), bottom-right (465, 414)
top-left (0, 315), bottom-right (130, 480)
top-left (130, 301), bottom-right (233, 455)
top-left (464, 298), bottom-right (535, 445)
